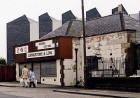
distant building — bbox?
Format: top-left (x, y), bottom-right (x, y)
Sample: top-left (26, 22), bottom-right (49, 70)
top-left (7, 15), bottom-right (39, 64)
top-left (112, 4), bottom-right (128, 15)
top-left (86, 8), bottom-right (101, 21)
top-left (39, 12), bottom-right (61, 38)
top-left (62, 10), bottom-right (76, 24)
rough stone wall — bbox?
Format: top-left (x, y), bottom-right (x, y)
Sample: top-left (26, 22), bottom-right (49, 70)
top-left (63, 38), bottom-right (84, 86)
top-left (85, 31), bottom-right (136, 77)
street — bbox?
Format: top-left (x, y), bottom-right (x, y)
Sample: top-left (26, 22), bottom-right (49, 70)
top-left (0, 86), bottom-right (139, 98)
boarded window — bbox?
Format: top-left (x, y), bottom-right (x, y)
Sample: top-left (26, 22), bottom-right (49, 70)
top-left (41, 61), bottom-right (56, 77)
top-left (33, 63), bottom-right (41, 82)
top-left (87, 56), bottom-right (98, 71)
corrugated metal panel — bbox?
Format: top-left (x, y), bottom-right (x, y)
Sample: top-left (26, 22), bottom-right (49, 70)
top-left (33, 63), bottom-right (41, 82)
top-left (41, 61), bottom-right (56, 77)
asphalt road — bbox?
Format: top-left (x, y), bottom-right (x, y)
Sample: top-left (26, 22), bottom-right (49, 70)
top-left (0, 86), bottom-right (139, 98)
top-left (0, 92), bottom-right (29, 98)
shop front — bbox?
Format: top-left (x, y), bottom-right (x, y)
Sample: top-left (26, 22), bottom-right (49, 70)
top-left (14, 37), bottom-right (77, 86)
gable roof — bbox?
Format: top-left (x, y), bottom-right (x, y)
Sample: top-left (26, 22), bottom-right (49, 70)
top-left (123, 14), bottom-right (140, 30)
top-left (40, 13), bottom-right (139, 40)
top-left (40, 20), bottom-right (82, 39)
top-left (7, 15), bottom-right (29, 24)
top-left (86, 14), bottom-right (122, 36)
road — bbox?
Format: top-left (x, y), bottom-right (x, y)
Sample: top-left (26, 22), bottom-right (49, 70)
top-left (0, 86), bottom-right (139, 98)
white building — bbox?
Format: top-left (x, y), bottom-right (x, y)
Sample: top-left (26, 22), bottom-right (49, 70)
top-left (14, 13), bottom-right (140, 86)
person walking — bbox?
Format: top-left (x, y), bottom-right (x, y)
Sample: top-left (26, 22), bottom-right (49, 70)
top-left (21, 65), bottom-right (29, 87)
top-left (29, 68), bottom-right (36, 88)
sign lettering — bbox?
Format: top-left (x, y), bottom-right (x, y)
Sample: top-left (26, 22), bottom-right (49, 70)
top-left (27, 50), bottom-right (55, 58)
top-left (15, 46), bottom-right (28, 54)
top-left (35, 40), bottom-right (55, 50)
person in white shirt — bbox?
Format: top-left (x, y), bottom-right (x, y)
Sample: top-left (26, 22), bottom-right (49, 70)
top-left (21, 65), bottom-right (29, 87)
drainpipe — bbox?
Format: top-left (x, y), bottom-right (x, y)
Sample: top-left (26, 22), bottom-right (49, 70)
top-left (75, 48), bottom-right (78, 86)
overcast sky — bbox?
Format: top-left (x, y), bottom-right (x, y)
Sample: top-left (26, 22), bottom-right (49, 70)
top-left (0, 0), bottom-right (140, 59)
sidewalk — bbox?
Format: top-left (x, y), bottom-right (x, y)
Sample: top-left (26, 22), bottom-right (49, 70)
top-left (0, 82), bottom-right (61, 88)
top-left (0, 82), bottom-right (139, 98)
top-left (0, 82), bottom-right (18, 87)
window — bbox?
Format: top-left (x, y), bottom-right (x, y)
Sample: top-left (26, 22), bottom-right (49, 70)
top-left (41, 61), bottom-right (56, 77)
top-left (87, 56), bottom-right (98, 71)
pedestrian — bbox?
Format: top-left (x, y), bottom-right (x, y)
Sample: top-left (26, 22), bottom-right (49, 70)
top-left (21, 65), bottom-right (29, 87)
top-left (29, 68), bottom-right (36, 88)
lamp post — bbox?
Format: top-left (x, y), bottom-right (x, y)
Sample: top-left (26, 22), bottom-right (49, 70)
top-left (81, 0), bottom-right (87, 87)
top-left (75, 48), bottom-right (78, 86)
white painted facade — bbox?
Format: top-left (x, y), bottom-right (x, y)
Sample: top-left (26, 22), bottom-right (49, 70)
top-left (86, 32), bottom-right (128, 58)
top-left (16, 31), bottom-right (136, 86)
top-left (85, 31), bottom-right (134, 77)
top-left (41, 38), bottom-right (84, 86)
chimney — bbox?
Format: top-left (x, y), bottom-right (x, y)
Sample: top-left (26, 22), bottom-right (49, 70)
top-left (112, 4), bottom-right (128, 15)
top-left (118, 4), bottom-right (123, 13)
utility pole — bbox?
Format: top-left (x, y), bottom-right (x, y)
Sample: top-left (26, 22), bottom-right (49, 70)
top-left (81, 0), bottom-right (87, 88)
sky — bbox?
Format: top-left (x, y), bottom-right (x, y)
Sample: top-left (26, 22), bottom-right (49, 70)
top-left (0, 0), bottom-right (140, 59)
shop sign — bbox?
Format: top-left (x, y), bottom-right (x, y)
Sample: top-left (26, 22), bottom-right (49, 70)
top-left (27, 49), bottom-right (55, 58)
top-left (35, 40), bottom-right (55, 50)
top-left (15, 46), bottom-right (28, 54)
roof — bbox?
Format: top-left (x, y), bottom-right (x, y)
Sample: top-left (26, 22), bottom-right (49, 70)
top-left (123, 14), bottom-right (140, 30)
top-left (7, 15), bottom-right (38, 24)
top-left (7, 15), bottom-right (29, 24)
top-left (112, 4), bottom-right (128, 15)
top-left (40, 20), bottom-right (83, 39)
top-left (40, 13), bottom-right (140, 39)
top-left (85, 14), bottom-right (122, 36)
top-left (130, 13), bottom-right (139, 21)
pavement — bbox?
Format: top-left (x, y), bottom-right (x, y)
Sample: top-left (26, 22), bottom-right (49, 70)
top-left (0, 82), bottom-right (62, 88)
top-left (0, 82), bottom-right (140, 98)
